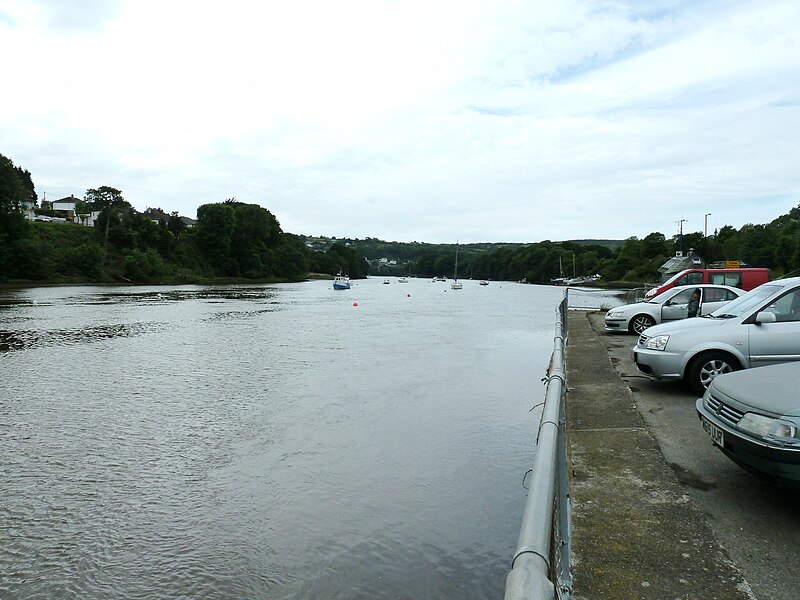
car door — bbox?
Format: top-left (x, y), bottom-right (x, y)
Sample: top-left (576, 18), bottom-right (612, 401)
top-left (747, 287), bottom-right (800, 366)
top-left (699, 287), bottom-right (732, 315)
top-left (660, 288), bottom-right (693, 322)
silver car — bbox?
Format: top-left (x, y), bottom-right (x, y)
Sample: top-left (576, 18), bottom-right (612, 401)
top-left (696, 362), bottom-right (800, 487)
top-left (633, 276), bottom-right (800, 394)
top-left (604, 284), bottom-right (744, 335)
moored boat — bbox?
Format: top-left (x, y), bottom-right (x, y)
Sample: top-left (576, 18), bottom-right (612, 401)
top-left (333, 274), bottom-right (351, 290)
top-left (451, 242), bottom-right (463, 289)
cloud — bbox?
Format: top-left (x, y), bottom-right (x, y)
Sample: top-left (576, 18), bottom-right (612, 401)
top-left (1, 0), bottom-right (799, 242)
top-left (0, 0), bottom-right (122, 32)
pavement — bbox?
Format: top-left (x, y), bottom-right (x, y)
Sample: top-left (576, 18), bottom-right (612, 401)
top-left (565, 310), bottom-right (754, 600)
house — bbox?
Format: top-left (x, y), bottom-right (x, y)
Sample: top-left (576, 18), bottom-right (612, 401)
top-left (179, 216), bottom-right (196, 228)
top-left (141, 207), bottom-right (170, 223)
top-left (657, 249), bottom-right (704, 282)
top-left (15, 196), bottom-right (37, 220)
top-left (48, 194), bottom-right (102, 226)
top-left (51, 194), bottom-right (78, 213)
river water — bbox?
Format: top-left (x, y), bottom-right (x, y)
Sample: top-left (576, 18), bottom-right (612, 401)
top-left (0, 279), bottom-right (622, 599)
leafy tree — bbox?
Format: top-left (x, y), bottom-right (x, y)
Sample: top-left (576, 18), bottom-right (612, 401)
top-left (229, 202), bottom-right (281, 277)
top-left (74, 199), bottom-right (92, 225)
top-left (85, 186), bottom-right (128, 249)
top-left (167, 211), bottom-right (187, 238)
top-left (327, 242), bottom-right (368, 278)
top-left (0, 154), bottom-right (31, 279)
top-left (13, 166), bottom-right (37, 203)
top-left (195, 203), bottom-right (236, 274)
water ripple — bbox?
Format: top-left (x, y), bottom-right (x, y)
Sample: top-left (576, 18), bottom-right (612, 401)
top-left (0, 280), bottom-right (559, 598)
top-left (0, 322), bottom-right (166, 353)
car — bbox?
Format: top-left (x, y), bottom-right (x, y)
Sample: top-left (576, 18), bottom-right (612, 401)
top-left (696, 361), bottom-right (800, 486)
top-left (632, 276), bottom-right (800, 394)
top-left (604, 284), bottom-right (745, 335)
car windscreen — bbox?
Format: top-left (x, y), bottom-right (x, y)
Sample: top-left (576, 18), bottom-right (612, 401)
top-left (709, 284), bottom-right (781, 317)
top-left (647, 288), bottom-right (683, 303)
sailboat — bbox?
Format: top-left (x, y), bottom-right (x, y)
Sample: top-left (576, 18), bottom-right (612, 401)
top-left (451, 242), bottom-right (463, 289)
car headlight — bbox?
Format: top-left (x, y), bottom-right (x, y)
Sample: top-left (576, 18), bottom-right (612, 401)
top-left (737, 413), bottom-right (774, 437)
top-left (644, 335), bottom-right (669, 351)
top-left (767, 418), bottom-right (800, 446)
top-left (737, 413), bottom-right (800, 446)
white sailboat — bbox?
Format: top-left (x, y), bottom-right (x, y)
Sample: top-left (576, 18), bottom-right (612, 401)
top-left (451, 242), bottom-right (463, 289)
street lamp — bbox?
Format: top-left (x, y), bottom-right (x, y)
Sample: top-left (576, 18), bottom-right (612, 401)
top-left (704, 213), bottom-right (711, 237)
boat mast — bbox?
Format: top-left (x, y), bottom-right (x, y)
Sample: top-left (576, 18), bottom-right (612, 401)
top-left (454, 241), bottom-right (459, 281)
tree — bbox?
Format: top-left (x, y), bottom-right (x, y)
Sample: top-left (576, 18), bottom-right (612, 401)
top-left (13, 166), bottom-right (37, 204)
top-left (85, 186), bottom-right (128, 249)
top-left (195, 203), bottom-right (236, 274)
top-left (167, 212), bottom-right (187, 238)
top-left (229, 202), bottom-right (281, 277)
top-left (0, 154), bottom-right (31, 279)
top-left (74, 199), bottom-right (91, 225)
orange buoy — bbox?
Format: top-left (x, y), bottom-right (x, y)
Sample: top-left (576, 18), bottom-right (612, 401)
top-left (353, 301), bottom-right (358, 307)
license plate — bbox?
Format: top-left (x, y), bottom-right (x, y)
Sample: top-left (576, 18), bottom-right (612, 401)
top-left (700, 415), bottom-right (724, 447)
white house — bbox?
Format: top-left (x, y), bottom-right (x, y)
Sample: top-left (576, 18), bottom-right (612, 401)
top-left (51, 194), bottom-right (78, 213)
top-left (51, 194), bottom-right (100, 226)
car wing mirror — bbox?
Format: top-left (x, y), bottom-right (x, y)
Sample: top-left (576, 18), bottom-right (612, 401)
top-left (755, 311), bottom-right (777, 325)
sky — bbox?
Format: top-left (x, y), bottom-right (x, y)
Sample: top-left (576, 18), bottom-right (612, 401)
top-left (1, 0), bottom-right (799, 244)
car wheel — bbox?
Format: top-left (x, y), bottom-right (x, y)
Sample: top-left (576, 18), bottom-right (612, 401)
top-left (629, 314), bottom-right (656, 335)
top-left (687, 351), bottom-right (740, 395)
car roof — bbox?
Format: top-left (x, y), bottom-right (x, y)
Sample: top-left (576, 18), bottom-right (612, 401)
top-left (668, 284), bottom-right (743, 292)
top-left (771, 276), bottom-right (800, 288)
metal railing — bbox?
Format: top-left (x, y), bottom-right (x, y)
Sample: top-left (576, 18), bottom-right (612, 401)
top-left (504, 290), bottom-right (572, 600)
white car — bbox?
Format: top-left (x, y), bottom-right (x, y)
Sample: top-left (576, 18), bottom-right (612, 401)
top-left (604, 284), bottom-right (745, 335)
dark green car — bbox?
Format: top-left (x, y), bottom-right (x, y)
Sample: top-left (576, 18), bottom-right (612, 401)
top-left (697, 361), bottom-right (800, 486)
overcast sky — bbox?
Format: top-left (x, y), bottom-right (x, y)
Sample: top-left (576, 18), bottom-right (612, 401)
top-left (2, 0), bottom-right (799, 243)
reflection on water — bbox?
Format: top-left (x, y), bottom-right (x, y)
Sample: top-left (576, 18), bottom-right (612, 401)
top-left (0, 281), bottom-right (564, 599)
top-left (69, 287), bottom-right (280, 306)
top-left (0, 323), bottom-right (164, 353)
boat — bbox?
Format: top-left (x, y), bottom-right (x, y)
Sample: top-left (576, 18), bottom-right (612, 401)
top-left (398, 265), bottom-right (410, 283)
top-left (451, 242), bottom-right (463, 290)
top-left (333, 273), bottom-right (351, 290)
top-left (479, 280), bottom-right (489, 286)
top-left (383, 278), bottom-right (390, 284)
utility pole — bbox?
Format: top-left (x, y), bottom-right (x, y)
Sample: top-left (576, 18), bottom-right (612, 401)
top-left (677, 218), bottom-right (687, 253)
top-left (704, 213), bottom-right (711, 237)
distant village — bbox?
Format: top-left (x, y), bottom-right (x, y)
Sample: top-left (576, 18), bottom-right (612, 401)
top-left (19, 193), bottom-right (197, 229)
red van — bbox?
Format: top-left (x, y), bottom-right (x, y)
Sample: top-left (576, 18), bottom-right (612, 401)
top-left (644, 268), bottom-right (772, 299)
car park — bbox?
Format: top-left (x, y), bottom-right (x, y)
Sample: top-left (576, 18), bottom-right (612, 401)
top-left (604, 284), bottom-right (744, 335)
top-left (632, 276), bottom-right (800, 394)
top-left (696, 361), bottom-right (800, 487)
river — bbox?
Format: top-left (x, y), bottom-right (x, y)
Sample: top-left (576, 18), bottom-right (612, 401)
top-left (0, 278), bottom-right (622, 599)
